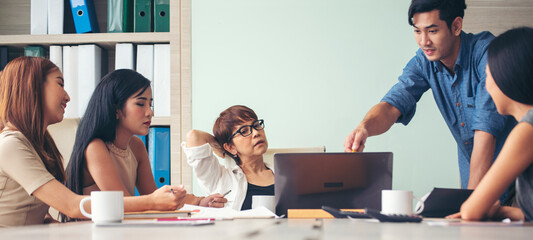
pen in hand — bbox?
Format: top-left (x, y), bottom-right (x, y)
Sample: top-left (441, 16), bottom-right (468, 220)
top-left (211, 190), bottom-right (232, 203)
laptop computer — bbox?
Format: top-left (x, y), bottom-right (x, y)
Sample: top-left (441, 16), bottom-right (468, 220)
top-left (274, 152), bottom-right (393, 216)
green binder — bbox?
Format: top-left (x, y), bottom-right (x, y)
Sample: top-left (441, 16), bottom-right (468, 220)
top-left (154, 0), bottom-right (169, 32)
top-left (134, 0), bottom-right (152, 32)
top-left (24, 46), bottom-right (45, 57)
top-left (107, 0), bottom-right (133, 33)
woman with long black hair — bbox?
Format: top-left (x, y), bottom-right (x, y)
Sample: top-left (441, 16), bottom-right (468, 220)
top-left (65, 69), bottom-right (226, 221)
top-left (456, 27), bottom-right (533, 221)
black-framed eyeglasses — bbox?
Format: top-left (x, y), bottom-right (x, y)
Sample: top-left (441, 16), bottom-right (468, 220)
top-left (227, 119), bottom-right (265, 143)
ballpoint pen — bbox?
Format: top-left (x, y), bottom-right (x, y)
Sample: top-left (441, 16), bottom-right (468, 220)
top-left (222, 190), bottom-right (232, 197)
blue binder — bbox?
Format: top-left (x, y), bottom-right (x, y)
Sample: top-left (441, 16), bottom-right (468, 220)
top-left (134, 134), bottom-right (148, 196)
top-left (148, 127), bottom-right (170, 188)
top-left (70, 0), bottom-right (100, 33)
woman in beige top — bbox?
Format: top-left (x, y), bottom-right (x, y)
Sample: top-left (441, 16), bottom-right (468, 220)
top-left (0, 57), bottom-right (188, 227)
top-left (65, 69), bottom-right (226, 221)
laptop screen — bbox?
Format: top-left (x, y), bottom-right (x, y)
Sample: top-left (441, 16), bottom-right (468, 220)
top-left (274, 152), bottom-right (392, 216)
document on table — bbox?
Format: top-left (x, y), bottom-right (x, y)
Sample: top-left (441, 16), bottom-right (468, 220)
top-left (179, 204), bottom-right (277, 219)
top-left (96, 219), bottom-right (214, 227)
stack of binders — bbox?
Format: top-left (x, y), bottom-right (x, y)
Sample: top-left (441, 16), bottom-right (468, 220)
top-left (115, 43), bottom-right (170, 117)
top-left (108, 0), bottom-right (169, 33)
top-left (31, 0), bottom-right (98, 34)
top-left (132, 0), bottom-right (169, 32)
top-left (30, 0), bottom-right (169, 34)
top-left (60, 44), bottom-right (104, 118)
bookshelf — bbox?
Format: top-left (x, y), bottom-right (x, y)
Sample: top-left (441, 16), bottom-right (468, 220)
top-left (0, 0), bottom-right (193, 189)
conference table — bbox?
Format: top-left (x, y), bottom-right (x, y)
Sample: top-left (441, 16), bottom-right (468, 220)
top-left (1, 218), bottom-right (532, 240)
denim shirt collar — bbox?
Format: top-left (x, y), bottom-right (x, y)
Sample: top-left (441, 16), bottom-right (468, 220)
top-left (431, 31), bottom-right (468, 74)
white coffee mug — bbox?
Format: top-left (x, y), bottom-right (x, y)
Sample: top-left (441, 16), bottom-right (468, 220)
top-left (80, 191), bottom-right (124, 224)
top-left (251, 195), bottom-right (275, 213)
top-left (381, 190), bottom-right (424, 215)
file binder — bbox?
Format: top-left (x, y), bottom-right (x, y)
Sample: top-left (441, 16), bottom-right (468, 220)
top-left (153, 44), bottom-right (170, 117)
top-left (134, 134), bottom-right (147, 197)
top-left (136, 44), bottom-right (154, 82)
top-left (49, 45), bottom-right (63, 72)
top-left (64, 0), bottom-right (77, 34)
top-left (115, 43), bottom-right (135, 70)
top-left (70, 0), bottom-right (100, 33)
top-left (148, 127), bottom-right (170, 189)
top-left (134, 0), bottom-right (152, 32)
top-left (77, 44), bottom-right (102, 117)
top-left (154, 0), bottom-right (169, 32)
top-left (24, 46), bottom-right (45, 57)
top-left (107, 0), bottom-right (133, 33)
top-left (63, 46), bottom-right (79, 118)
top-left (31, 0), bottom-right (48, 35)
top-left (0, 47), bottom-right (7, 71)
top-left (48, 0), bottom-right (64, 34)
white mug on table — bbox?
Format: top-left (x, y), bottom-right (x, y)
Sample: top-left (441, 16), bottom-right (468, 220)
top-left (251, 195), bottom-right (276, 213)
top-left (80, 191), bottom-right (124, 224)
top-left (381, 190), bottom-right (424, 215)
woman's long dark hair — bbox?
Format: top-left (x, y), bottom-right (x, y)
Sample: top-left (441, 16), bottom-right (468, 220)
top-left (488, 27), bottom-right (533, 104)
top-left (65, 69), bottom-right (150, 197)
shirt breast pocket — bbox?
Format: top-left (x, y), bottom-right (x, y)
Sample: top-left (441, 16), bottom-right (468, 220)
top-left (465, 97), bottom-right (476, 122)
top-left (466, 97), bottom-right (475, 109)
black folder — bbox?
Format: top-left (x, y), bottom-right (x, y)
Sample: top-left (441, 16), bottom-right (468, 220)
top-left (418, 187), bottom-right (473, 218)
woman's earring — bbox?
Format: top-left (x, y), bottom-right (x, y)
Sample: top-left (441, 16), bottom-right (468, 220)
top-left (233, 152), bottom-right (238, 158)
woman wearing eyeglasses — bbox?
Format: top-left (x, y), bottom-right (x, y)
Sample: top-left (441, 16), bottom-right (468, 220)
top-left (182, 105), bottom-right (273, 211)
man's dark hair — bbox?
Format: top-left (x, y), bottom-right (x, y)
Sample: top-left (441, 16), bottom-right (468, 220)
top-left (408, 0), bottom-right (467, 30)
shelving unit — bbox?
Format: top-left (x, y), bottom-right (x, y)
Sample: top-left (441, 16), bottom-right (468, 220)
top-left (0, 0), bottom-right (192, 189)
top-left (0, 32), bottom-right (171, 48)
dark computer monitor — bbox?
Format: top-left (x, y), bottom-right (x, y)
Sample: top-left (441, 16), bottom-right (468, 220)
top-left (274, 152), bottom-right (393, 216)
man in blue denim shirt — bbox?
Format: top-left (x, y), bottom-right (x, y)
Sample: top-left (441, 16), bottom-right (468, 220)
top-left (344, 0), bottom-right (515, 202)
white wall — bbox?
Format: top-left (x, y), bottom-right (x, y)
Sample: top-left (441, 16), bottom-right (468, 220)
top-left (190, 0), bottom-right (460, 198)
